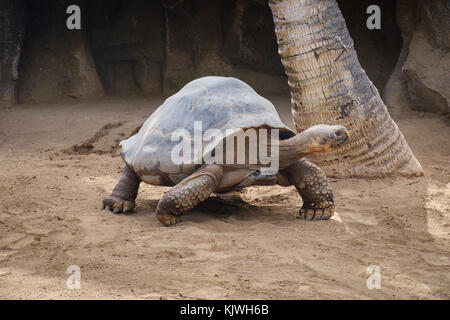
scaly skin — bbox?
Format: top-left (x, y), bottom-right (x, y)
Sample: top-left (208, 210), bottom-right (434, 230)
top-left (101, 166), bottom-right (140, 214)
top-left (156, 165), bottom-right (223, 225)
top-left (102, 125), bottom-right (347, 225)
top-left (285, 159), bottom-right (334, 220)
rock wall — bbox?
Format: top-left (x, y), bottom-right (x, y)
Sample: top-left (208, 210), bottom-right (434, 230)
top-left (0, 0), bottom-right (27, 107)
top-left (0, 0), bottom-right (447, 113)
top-left (88, 0), bottom-right (165, 95)
top-left (17, 0), bottom-right (104, 104)
top-left (337, 0), bottom-right (402, 96)
top-left (2, 0), bottom-right (291, 104)
top-left (160, 0), bottom-right (289, 95)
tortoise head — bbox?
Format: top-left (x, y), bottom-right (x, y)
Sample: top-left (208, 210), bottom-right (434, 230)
top-left (301, 124), bottom-right (349, 153)
top-left (277, 124), bottom-right (349, 169)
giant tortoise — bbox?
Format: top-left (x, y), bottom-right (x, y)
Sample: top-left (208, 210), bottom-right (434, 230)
top-left (102, 76), bottom-right (349, 225)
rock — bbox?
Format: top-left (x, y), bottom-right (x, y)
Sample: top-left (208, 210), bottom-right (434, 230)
top-left (6, 0), bottom-right (445, 110)
top-left (88, 0), bottom-right (165, 95)
top-left (161, 0), bottom-right (197, 94)
top-left (161, 0), bottom-right (288, 95)
top-left (17, 0), bottom-right (103, 103)
top-left (383, 46), bottom-right (411, 117)
top-left (222, 0), bottom-right (284, 76)
top-left (337, 0), bottom-right (402, 95)
top-left (0, 0), bottom-right (27, 107)
top-left (383, 0), bottom-right (419, 116)
top-left (385, 0), bottom-right (450, 115)
top-left (419, 0), bottom-right (450, 51)
top-left (403, 33), bottom-right (449, 114)
top-left (188, 0), bottom-right (234, 78)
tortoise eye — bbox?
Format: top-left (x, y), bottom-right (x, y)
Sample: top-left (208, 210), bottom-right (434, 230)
top-left (335, 130), bottom-right (343, 137)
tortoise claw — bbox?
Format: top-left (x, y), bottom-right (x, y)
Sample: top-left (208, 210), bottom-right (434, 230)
top-left (113, 206), bottom-right (121, 214)
top-left (297, 203), bottom-right (335, 221)
top-left (101, 196), bottom-right (135, 214)
top-left (155, 199), bottom-right (183, 226)
top-left (123, 202), bottom-right (135, 213)
top-left (156, 213), bottom-right (180, 226)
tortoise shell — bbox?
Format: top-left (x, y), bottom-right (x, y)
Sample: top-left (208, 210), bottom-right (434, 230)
top-left (120, 76), bottom-right (295, 185)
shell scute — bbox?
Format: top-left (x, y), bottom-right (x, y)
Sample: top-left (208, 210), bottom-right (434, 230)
top-left (120, 76), bottom-right (295, 185)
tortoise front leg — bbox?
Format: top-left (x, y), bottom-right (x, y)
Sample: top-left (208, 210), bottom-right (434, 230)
top-left (284, 159), bottom-right (335, 221)
top-left (156, 165), bottom-right (223, 226)
top-left (102, 166), bottom-right (141, 214)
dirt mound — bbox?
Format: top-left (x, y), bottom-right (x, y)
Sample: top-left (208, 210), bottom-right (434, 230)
top-left (65, 122), bottom-right (140, 156)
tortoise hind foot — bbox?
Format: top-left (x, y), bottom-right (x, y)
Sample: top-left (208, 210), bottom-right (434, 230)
top-left (101, 195), bottom-right (135, 214)
top-left (102, 166), bottom-right (140, 214)
top-left (298, 201), bottom-right (335, 221)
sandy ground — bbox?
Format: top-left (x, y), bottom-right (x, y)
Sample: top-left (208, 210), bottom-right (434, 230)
top-left (0, 94), bottom-right (449, 299)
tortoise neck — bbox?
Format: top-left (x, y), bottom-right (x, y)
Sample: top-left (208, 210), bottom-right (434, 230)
top-left (277, 132), bottom-right (312, 169)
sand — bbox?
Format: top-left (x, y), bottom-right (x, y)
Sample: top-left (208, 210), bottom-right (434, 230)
top-left (0, 95), bottom-right (449, 299)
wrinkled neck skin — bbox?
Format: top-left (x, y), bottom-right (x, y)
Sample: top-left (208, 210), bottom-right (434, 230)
top-left (277, 131), bottom-right (329, 169)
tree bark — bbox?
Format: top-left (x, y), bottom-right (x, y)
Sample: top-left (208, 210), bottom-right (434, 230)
top-left (269, 0), bottom-right (423, 177)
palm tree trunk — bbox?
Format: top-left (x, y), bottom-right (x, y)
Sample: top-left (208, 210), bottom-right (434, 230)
top-left (269, 0), bottom-right (423, 177)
